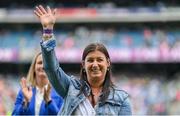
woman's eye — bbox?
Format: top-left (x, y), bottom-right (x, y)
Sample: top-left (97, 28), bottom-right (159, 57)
top-left (38, 61), bottom-right (42, 64)
top-left (97, 59), bottom-right (103, 62)
top-left (87, 59), bottom-right (93, 62)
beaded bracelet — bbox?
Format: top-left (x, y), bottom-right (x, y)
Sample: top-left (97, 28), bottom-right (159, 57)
top-left (43, 29), bottom-right (53, 34)
top-left (43, 29), bottom-right (53, 41)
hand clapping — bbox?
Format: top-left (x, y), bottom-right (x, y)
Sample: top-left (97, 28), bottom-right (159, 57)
top-left (20, 77), bottom-right (32, 104)
top-left (44, 83), bottom-right (52, 104)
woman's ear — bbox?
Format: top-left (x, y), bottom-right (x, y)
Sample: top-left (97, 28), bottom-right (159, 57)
top-left (107, 59), bottom-right (110, 67)
top-left (81, 61), bottom-right (85, 69)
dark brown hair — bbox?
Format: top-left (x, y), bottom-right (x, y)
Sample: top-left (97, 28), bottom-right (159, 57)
top-left (79, 43), bottom-right (113, 105)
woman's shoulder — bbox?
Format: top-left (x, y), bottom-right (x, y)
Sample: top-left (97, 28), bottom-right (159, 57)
top-left (110, 86), bottom-right (130, 102)
top-left (69, 75), bottom-right (81, 89)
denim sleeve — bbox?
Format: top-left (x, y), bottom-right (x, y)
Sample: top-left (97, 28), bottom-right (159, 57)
top-left (119, 96), bottom-right (132, 115)
top-left (40, 38), bottom-right (71, 98)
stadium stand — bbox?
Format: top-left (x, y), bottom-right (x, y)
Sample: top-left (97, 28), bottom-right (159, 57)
top-left (0, 0), bottom-right (180, 115)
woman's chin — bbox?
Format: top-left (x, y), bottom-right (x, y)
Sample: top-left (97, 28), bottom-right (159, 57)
top-left (91, 74), bottom-right (102, 79)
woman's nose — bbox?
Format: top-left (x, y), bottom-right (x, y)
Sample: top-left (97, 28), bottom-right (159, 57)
top-left (92, 61), bottom-right (98, 67)
top-left (39, 64), bottom-right (44, 69)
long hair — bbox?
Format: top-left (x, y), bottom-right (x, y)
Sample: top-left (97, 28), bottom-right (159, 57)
top-left (26, 52), bottom-right (41, 87)
top-left (79, 43), bottom-right (113, 104)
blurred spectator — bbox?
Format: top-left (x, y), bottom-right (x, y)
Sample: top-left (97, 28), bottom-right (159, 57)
top-left (0, 76), bottom-right (16, 115)
top-left (2, 26), bottom-right (180, 51)
top-left (0, 71), bottom-right (180, 115)
top-left (113, 73), bottom-right (180, 115)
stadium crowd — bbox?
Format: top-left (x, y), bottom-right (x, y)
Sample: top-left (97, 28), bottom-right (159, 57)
top-left (0, 72), bottom-right (180, 115)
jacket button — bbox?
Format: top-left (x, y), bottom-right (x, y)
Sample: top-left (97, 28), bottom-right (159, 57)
top-left (79, 96), bottom-right (83, 99)
top-left (71, 104), bottom-right (74, 108)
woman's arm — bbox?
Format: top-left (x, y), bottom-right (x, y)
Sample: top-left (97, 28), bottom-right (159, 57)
top-left (12, 90), bottom-right (31, 115)
top-left (119, 96), bottom-right (132, 115)
top-left (44, 87), bottom-right (63, 115)
top-left (41, 36), bottom-right (71, 98)
top-left (45, 99), bottom-right (61, 115)
top-left (34, 5), bottom-right (71, 98)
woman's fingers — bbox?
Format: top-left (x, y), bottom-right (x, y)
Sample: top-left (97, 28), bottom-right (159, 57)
top-left (34, 5), bottom-right (55, 18)
top-left (28, 86), bottom-right (32, 91)
top-left (35, 5), bottom-right (52, 16)
top-left (44, 84), bottom-right (51, 103)
top-left (53, 8), bottom-right (57, 16)
top-left (20, 77), bottom-right (26, 89)
top-left (34, 10), bottom-right (41, 17)
top-left (35, 6), bottom-right (44, 16)
top-left (39, 5), bottom-right (48, 14)
top-left (47, 83), bottom-right (51, 95)
top-left (47, 6), bottom-right (52, 14)
top-left (44, 84), bottom-right (51, 95)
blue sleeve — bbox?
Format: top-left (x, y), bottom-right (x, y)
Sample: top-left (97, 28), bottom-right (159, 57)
top-left (45, 100), bottom-right (60, 115)
top-left (40, 39), bottom-right (71, 98)
top-left (119, 96), bottom-right (132, 115)
top-left (12, 90), bottom-right (31, 115)
top-left (45, 89), bottom-right (63, 115)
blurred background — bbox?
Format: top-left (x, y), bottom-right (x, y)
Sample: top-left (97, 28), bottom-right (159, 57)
top-left (1, 0), bottom-right (180, 115)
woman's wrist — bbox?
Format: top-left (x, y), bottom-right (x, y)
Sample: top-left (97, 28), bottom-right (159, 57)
top-left (43, 25), bottom-right (54, 30)
top-left (24, 97), bottom-right (30, 102)
top-left (42, 28), bottom-right (54, 41)
top-left (43, 34), bottom-right (53, 41)
top-left (47, 99), bottom-right (52, 105)
top-left (45, 97), bottom-right (52, 104)
top-left (45, 99), bottom-right (52, 107)
top-left (23, 99), bottom-right (29, 108)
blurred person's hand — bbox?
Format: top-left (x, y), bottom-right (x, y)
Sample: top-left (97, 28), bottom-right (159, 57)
top-left (0, 80), bottom-right (5, 93)
top-left (34, 5), bottom-right (57, 30)
top-left (44, 83), bottom-right (52, 104)
top-left (20, 78), bottom-right (32, 104)
top-left (0, 103), bottom-right (6, 115)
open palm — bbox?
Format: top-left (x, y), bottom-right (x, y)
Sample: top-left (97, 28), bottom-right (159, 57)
top-left (34, 5), bottom-right (57, 29)
top-left (20, 78), bottom-right (32, 102)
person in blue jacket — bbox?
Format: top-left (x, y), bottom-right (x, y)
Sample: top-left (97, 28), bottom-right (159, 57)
top-left (12, 52), bottom-right (63, 115)
top-left (34, 5), bottom-right (132, 115)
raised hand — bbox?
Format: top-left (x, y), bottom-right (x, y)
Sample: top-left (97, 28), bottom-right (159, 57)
top-left (44, 83), bottom-right (52, 104)
top-left (20, 77), bottom-right (32, 103)
top-left (34, 5), bottom-right (57, 29)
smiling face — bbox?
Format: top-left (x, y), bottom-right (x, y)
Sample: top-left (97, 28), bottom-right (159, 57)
top-left (83, 50), bottom-right (110, 87)
top-left (35, 55), bottom-right (48, 87)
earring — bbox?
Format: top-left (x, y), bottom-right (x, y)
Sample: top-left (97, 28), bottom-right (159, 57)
top-left (107, 67), bottom-right (110, 71)
top-left (83, 69), bottom-right (86, 72)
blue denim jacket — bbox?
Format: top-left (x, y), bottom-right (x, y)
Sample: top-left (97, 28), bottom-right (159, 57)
top-left (40, 39), bottom-right (132, 115)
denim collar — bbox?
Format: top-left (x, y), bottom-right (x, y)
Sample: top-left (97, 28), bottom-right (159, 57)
top-left (83, 80), bottom-right (91, 96)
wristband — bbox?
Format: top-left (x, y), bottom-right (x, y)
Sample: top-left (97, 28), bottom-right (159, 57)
top-left (43, 29), bottom-right (53, 34)
top-left (23, 99), bottom-right (29, 108)
top-left (45, 100), bottom-right (52, 107)
top-left (47, 100), bottom-right (52, 105)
